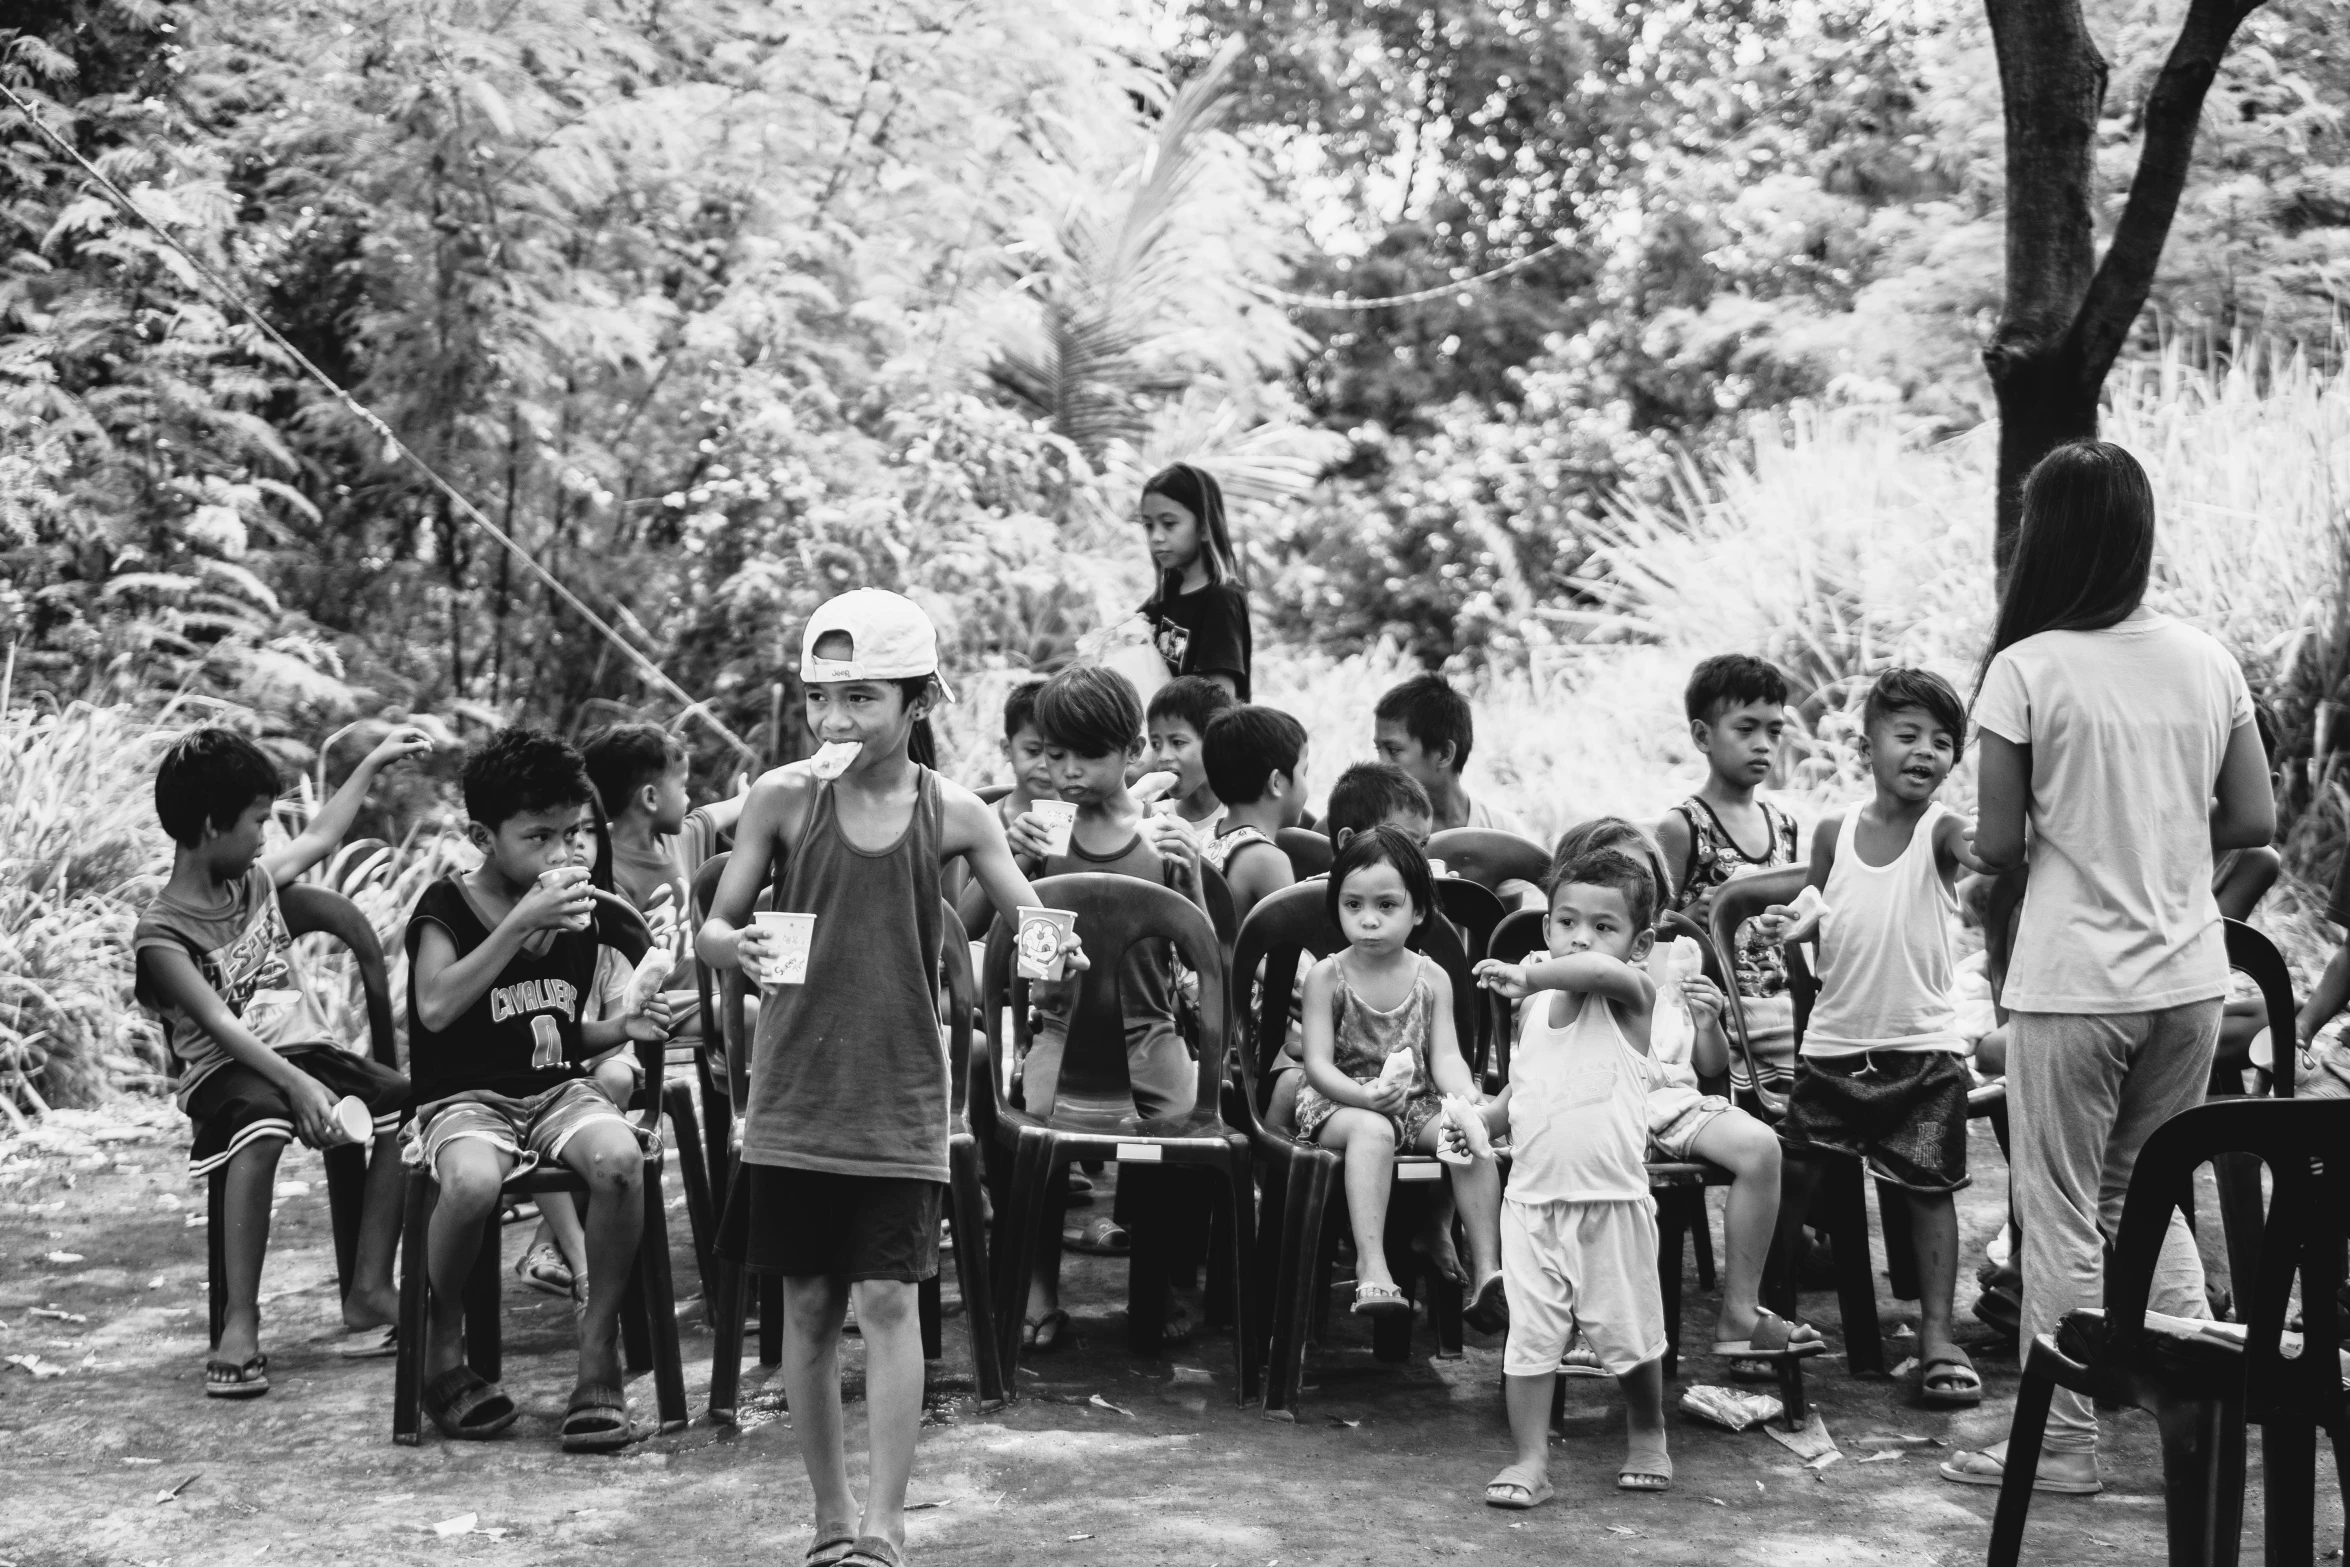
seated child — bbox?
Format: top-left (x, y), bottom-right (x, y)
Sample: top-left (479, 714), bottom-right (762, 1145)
top-left (1760, 667), bottom-right (1987, 1408)
top-left (1147, 675), bottom-right (1238, 834)
top-left (1372, 673), bottom-right (1526, 834)
top-left (404, 728), bottom-right (673, 1450)
top-left (1552, 817), bottom-right (1815, 1371)
top-left (1298, 828), bottom-right (1505, 1329)
top-left (135, 724), bottom-right (431, 1395)
top-left (1472, 846), bottom-right (1675, 1502)
top-left (1200, 704), bottom-right (1308, 916)
top-left (1655, 653), bottom-right (1802, 1097)
top-left (997, 679), bottom-right (1055, 828)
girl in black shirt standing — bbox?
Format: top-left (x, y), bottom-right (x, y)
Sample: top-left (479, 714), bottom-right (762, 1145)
top-left (1139, 462), bottom-right (1253, 701)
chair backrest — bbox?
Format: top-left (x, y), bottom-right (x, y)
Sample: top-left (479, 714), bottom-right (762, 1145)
top-left (1434, 876), bottom-right (1508, 963)
top-left (978, 873), bottom-right (1229, 1130)
top-left (1199, 862), bottom-right (1239, 957)
top-left (1226, 879), bottom-right (1478, 1126)
top-left (938, 901), bottom-right (977, 1121)
top-left (1277, 826), bottom-right (1333, 881)
top-left (2222, 918), bottom-right (2296, 1098)
top-left (1425, 828), bottom-right (1548, 897)
top-left (280, 882), bottom-right (397, 1068)
top-left (2103, 1097), bottom-right (2346, 1429)
top-left (1706, 864), bottom-right (1810, 1118)
top-left (1479, 905), bottom-right (1733, 1091)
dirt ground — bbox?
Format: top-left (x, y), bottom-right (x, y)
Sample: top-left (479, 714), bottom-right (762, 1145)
top-left (2, 1107), bottom-right (2337, 1567)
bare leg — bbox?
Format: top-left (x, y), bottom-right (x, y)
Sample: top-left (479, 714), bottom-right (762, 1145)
top-left (1908, 1190), bottom-right (1963, 1365)
top-left (556, 1120), bottom-right (644, 1394)
top-left (1619, 1356), bottom-right (1670, 1479)
top-left (1688, 1108), bottom-right (1784, 1342)
top-left (216, 1136), bottom-right (286, 1366)
top-left (1418, 1122), bottom-right (1501, 1284)
top-left (536, 1203), bottom-right (590, 1281)
top-left (424, 1140), bottom-right (514, 1379)
top-left (780, 1275), bottom-right (859, 1547)
top-left (853, 1279), bottom-right (926, 1550)
top-left (1320, 1109), bottom-right (1400, 1291)
top-left (1504, 1372), bottom-right (1553, 1479)
top-left (342, 1129), bottom-right (404, 1329)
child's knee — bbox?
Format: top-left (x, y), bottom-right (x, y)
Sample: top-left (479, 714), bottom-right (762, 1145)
top-left (574, 1133), bottom-right (644, 1196)
top-left (433, 1155), bottom-right (504, 1216)
top-left (851, 1278), bottom-right (918, 1330)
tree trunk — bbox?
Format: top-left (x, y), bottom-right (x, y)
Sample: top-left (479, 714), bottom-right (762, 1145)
top-left (1982, 0), bottom-right (2267, 576)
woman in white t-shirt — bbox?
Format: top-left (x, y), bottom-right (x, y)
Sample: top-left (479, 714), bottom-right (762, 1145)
top-left (1939, 442), bottom-right (2274, 1496)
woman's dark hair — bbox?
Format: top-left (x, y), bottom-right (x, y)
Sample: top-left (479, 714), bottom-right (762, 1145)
top-left (1326, 823), bottom-right (1434, 934)
top-left (1975, 440), bottom-right (2156, 695)
top-left (1141, 462), bottom-right (1244, 608)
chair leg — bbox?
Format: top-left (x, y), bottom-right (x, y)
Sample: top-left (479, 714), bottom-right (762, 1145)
top-left (1986, 1365), bottom-right (2058, 1567)
top-left (2210, 1152), bottom-right (2262, 1319)
top-left (948, 1138), bottom-right (1007, 1407)
top-left (619, 1261), bottom-right (652, 1377)
top-left (996, 1135), bottom-right (1054, 1376)
top-left (2261, 1412), bottom-right (2314, 1567)
top-left (1260, 1159), bottom-right (1317, 1419)
top-left (1876, 1178), bottom-right (1919, 1303)
top-left (464, 1211), bottom-right (502, 1384)
top-left (207, 1170), bottom-right (228, 1353)
top-left (1127, 1165), bottom-right (1171, 1357)
top-left (663, 1082), bottom-right (720, 1325)
top-left (918, 1274), bottom-right (945, 1364)
top-left (1827, 1162), bottom-right (1884, 1375)
top-left (323, 1141), bottom-right (367, 1300)
top-left (636, 1161), bottom-right (690, 1433)
top-left (1221, 1153), bottom-right (1259, 1403)
top-left (707, 1255), bottom-right (750, 1425)
top-left (392, 1171), bottom-right (433, 1445)
top-left (2150, 1392), bottom-right (2239, 1567)
top-left (1656, 1191), bottom-right (1686, 1383)
top-left (1692, 1189), bottom-right (1717, 1293)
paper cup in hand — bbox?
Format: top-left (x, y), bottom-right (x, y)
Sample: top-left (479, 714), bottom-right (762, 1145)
top-left (1425, 858), bottom-right (1449, 880)
top-left (329, 1095), bottom-right (372, 1147)
top-left (752, 911), bottom-right (815, 986)
top-left (808, 740), bottom-right (863, 780)
top-left (1030, 799), bottom-right (1077, 858)
top-left (1015, 907), bottom-right (1077, 982)
top-left (541, 866), bottom-right (593, 931)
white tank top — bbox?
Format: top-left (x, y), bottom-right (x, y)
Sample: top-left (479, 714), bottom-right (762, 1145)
top-left (1506, 989), bottom-right (1653, 1205)
top-left (1803, 801), bottom-right (1962, 1057)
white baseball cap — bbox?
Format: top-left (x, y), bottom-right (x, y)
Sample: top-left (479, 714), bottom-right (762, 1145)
top-left (800, 589), bottom-right (957, 702)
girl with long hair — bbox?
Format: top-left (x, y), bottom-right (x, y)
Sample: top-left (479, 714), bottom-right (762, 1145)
top-left (1138, 462), bottom-right (1253, 700)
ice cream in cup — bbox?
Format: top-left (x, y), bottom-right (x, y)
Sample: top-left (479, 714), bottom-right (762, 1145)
top-left (1015, 906), bottom-right (1077, 982)
top-left (752, 910), bottom-right (816, 986)
top-left (1030, 799), bottom-right (1078, 858)
top-left (329, 1095), bottom-right (373, 1147)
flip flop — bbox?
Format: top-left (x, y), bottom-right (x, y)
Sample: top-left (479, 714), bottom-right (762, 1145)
top-left (1973, 1282), bottom-right (2022, 1340)
top-left (422, 1365), bottom-right (518, 1440)
top-left (805, 1537), bottom-right (859, 1567)
top-left (1916, 1352), bottom-right (1984, 1408)
top-left (1462, 1272), bottom-right (1509, 1336)
top-left (204, 1352), bottom-right (270, 1399)
top-left (1023, 1309), bottom-right (1072, 1352)
top-left (1618, 1448), bottom-right (1674, 1492)
top-left (1350, 1281), bottom-right (1411, 1317)
top-left (561, 1381), bottom-right (635, 1453)
top-left (1712, 1308), bottom-right (1827, 1359)
top-left (335, 1324), bottom-right (398, 1359)
top-left (1483, 1461), bottom-right (1553, 1509)
top-left (1062, 1214), bottom-right (1130, 1255)
top-left (516, 1243), bottom-right (573, 1297)
top-left (1558, 1337), bottom-right (1609, 1379)
top-left (1940, 1447), bottom-right (2101, 1495)
top-left (839, 1534), bottom-right (905, 1567)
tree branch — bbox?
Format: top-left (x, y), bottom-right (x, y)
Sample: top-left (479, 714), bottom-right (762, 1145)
top-left (2067, 0), bottom-right (2267, 385)
top-left (1979, 0), bottom-right (2105, 381)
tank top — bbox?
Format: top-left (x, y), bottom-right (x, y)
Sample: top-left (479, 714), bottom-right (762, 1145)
top-left (739, 769), bottom-right (948, 1183)
top-left (1804, 802), bottom-right (1962, 1057)
top-left (1670, 795), bottom-right (1800, 998)
top-left (1201, 823), bottom-right (1272, 876)
top-left (1327, 957), bottom-right (1437, 1094)
top-left (405, 877), bottom-right (604, 1104)
top-left (1506, 990), bottom-right (1653, 1205)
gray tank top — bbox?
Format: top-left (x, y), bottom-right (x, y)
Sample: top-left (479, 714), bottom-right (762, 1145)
top-left (740, 768), bottom-right (947, 1183)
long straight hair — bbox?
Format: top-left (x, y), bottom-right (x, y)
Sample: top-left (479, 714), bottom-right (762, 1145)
top-left (1974, 440), bottom-right (2156, 695)
top-left (1141, 462), bottom-right (1244, 611)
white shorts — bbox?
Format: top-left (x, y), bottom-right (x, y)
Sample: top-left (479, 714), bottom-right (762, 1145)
top-left (1501, 1197), bottom-right (1667, 1379)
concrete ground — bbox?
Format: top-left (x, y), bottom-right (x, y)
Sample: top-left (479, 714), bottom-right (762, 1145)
top-left (2, 1108), bottom-right (2337, 1567)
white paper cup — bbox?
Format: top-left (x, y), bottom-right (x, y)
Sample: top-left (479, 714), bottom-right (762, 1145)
top-left (752, 911), bottom-right (815, 986)
top-left (1030, 800), bottom-right (1077, 858)
top-left (541, 866), bottom-right (593, 931)
top-left (1015, 907), bottom-right (1077, 982)
top-left (329, 1095), bottom-right (372, 1146)
top-left (1426, 858), bottom-right (1449, 879)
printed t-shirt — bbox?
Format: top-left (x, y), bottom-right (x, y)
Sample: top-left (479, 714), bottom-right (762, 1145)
top-left (1147, 581), bottom-right (1252, 700)
top-left (134, 865), bottom-right (340, 1107)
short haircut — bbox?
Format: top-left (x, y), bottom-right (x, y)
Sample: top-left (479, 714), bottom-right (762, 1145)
top-left (156, 727), bottom-right (282, 847)
top-left (1548, 845), bottom-right (1658, 931)
top-left (1147, 675), bottom-right (1236, 735)
top-left (1862, 667), bottom-right (1968, 762)
top-left (1003, 679), bottom-right (1046, 742)
top-left (582, 723), bottom-right (685, 819)
top-left (1032, 665), bottom-right (1143, 759)
top-left (1326, 824), bottom-right (1435, 932)
top-left (463, 727), bottom-right (595, 832)
top-left (1373, 672), bottom-right (1475, 771)
top-left (1203, 705), bottom-right (1306, 805)
top-left (1550, 817), bottom-right (1671, 917)
top-left (1684, 653), bottom-right (1789, 724)
top-left (1324, 762), bottom-right (1431, 840)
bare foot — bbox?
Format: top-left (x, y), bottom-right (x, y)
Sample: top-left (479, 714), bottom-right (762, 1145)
top-left (342, 1286), bottom-right (400, 1332)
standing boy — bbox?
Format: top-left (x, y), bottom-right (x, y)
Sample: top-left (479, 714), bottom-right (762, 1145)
top-left (1146, 675), bottom-right (1238, 834)
top-left (135, 723), bottom-right (431, 1395)
top-left (1372, 673), bottom-right (1526, 835)
top-left (1200, 704), bottom-right (1309, 920)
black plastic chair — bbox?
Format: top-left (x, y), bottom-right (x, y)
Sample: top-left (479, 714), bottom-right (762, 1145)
top-left (973, 873), bottom-right (1259, 1397)
top-left (2209, 919), bottom-right (2298, 1307)
top-left (1229, 881), bottom-right (1481, 1415)
top-left (705, 902), bottom-right (1008, 1419)
top-left (1987, 1097), bottom-right (2346, 1567)
top-left (1277, 827), bottom-right (1333, 881)
top-left (204, 883), bottom-right (399, 1351)
top-left (1425, 827), bottom-right (1548, 901)
top-left (390, 904), bottom-right (690, 1443)
top-left (688, 851), bottom-right (781, 1357)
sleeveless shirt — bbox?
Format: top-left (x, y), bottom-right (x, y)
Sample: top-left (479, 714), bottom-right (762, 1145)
top-left (1803, 802), bottom-right (1962, 1057)
top-left (1506, 990), bottom-right (1654, 1206)
top-left (405, 876), bottom-right (603, 1104)
top-left (739, 769), bottom-right (948, 1183)
top-left (1669, 795), bottom-right (1800, 999)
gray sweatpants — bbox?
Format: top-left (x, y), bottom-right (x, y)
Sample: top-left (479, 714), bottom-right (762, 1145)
top-left (2008, 1000), bottom-right (2221, 1453)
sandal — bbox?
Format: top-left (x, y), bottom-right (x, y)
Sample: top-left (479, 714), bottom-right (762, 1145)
top-left (517, 1243), bottom-right (573, 1297)
top-left (422, 1365), bottom-right (519, 1440)
top-left (1483, 1460), bottom-right (1553, 1509)
top-left (1559, 1332), bottom-right (1608, 1379)
top-left (1350, 1281), bottom-right (1411, 1317)
top-left (1062, 1214), bottom-right (1130, 1255)
top-left (335, 1324), bottom-right (398, 1360)
top-left (1916, 1351), bottom-right (1985, 1408)
top-left (1940, 1446), bottom-right (2101, 1495)
top-left (560, 1381), bottom-right (635, 1453)
top-left (1712, 1307), bottom-right (1827, 1360)
top-left (1023, 1309), bottom-right (1072, 1352)
top-left (1973, 1281), bottom-right (2022, 1340)
top-left (204, 1352), bottom-right (269, 1399)
top-left (1619, 1448), bottom-right (1674, 1492)
top-left (805, 1536), bottom-right (859, 1567)
top-left (839, 1536), bottom-right (905, 1567)
top-left (1462, 1272), bottom-right (1509, 1336)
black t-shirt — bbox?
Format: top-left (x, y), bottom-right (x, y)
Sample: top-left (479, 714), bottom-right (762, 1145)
top-left (405, 876), bottom-right (603, 1103)
top-left (1147, 580), bottom-right (1252, 700)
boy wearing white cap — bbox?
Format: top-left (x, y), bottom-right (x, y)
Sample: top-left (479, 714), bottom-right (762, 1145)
top-left (698, 589), bottom-right (1083, 1567)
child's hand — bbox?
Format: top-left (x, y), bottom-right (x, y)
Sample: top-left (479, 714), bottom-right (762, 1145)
top-left (1057, 928), bottom-right (1091, 975)
top-left (1473, 959), bottom-right (1532, 1000)
top-left (515, 869), bottom-right (594, 934)
top-left (1678, 973), bottom-right (1726, 1026)
top-left (623, 992), bottom-right (674, 1044)
top-left (1141, 813), bottom-right (1200, 884)
top-left (733, 920), bottom-right (774, 974)
top-left (1951, 822), bottom-right (1996, 875)
top-left (1006, 810), bottom-right (1055, 861)
top-left (362, 723), bottom-right (435, 771)
top-left (285, 1072), bottom-right (343, 1150)
top-left (1361, 1076), bottom-right (1409, 1115)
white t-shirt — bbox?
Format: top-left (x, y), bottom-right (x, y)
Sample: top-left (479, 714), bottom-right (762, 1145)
top-left (1973, 613), bottom-right (2253, 1013)
top-left (1465, 796), bottom-right (1528, 836)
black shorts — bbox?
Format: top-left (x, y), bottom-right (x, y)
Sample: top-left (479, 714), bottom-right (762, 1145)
top-left (719, 1164), bottom-right (943, 1283)
top-left (185, 1045), bottom-right (408, 1178)
top-left (1779, 1049), bottom-right (1971, 1193)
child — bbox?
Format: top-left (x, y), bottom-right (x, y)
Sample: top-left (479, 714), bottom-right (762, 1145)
top-left (1655, 653), bottom-right (1802, 1097)
top-left (1147, 675), bottom-right (1238, 834)
top-left (1297, 827), bottom-right (1504, 1327)
top-left (135, 723), bottom-right (431, 1395)
top-left (1473, 847), bottom-right (1675, 1504)
top-left (997, 679), bottom-right (1054, 830)
top-left (404, 728), bottom-right (675, 1451)
top-left (1200, 704), bottom-right (1308, 919)
top-left (1325, 761), bottom-right (1435, 847)
top-left (1139, 463), bottom-right (1252, 700)
top-left (1757, 668), bottom-right (1986, 1408)
top-left (700, 589), bottom-right (1083, 1567)
top-left (1552, 817), bottom-right (1815, 1370)
top-left (1372, 673), bottom-right (1526, 835)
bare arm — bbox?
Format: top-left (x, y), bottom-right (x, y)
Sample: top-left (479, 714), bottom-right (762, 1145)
top-left (1653, 810), bottom-right (1692, 901)
top-left (1422, 964), bottom-right (1478, 1101)
top-left (1227, 841), bottom-right (1295, 926)
top-left (1971, 731), bottom-right (2030, 871)
top-left (2210, 719), bottom-right (2276, 853)
top-left (261, 726), bottom-right (432, 885)
top-left (1298, 958), bottom-right (1399, 1111)
top-left (2213, 845), bottom-right (2280, 923)
top-left (140, 946), bottom-right (339, 1146)
top-left (694, 774), bottom-right (808, 975)
top-left (410, 882), bottom-right (585, 1035)
top-left (2298, 940), bottom-right (2350, 1046)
